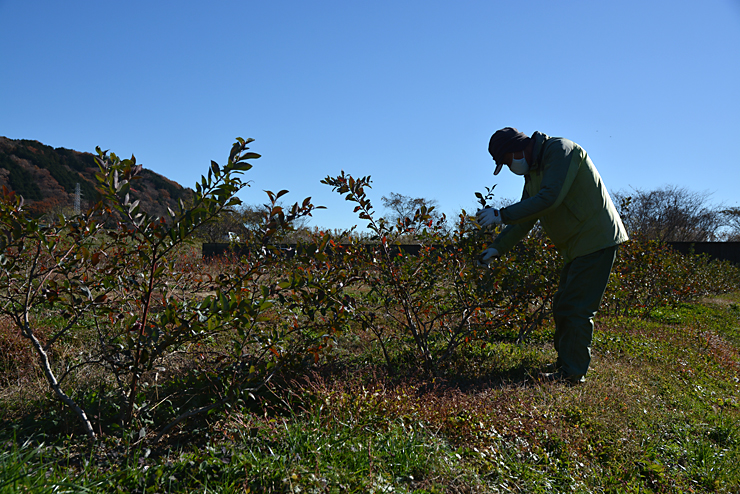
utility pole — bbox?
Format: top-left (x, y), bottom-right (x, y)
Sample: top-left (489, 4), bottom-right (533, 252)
top-left (74, 183), bottom-right (81, 215)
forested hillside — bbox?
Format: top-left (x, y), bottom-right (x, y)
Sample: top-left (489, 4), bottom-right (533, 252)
top-left (0, 136), bottom-right (192, 217)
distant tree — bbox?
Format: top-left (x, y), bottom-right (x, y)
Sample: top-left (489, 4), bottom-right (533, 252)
top-left (380, 192), bottom-right (447, 233)
top-left (613, 186), bottom-right (725, 242)
top-left (196, 206), bottom-right (250, 243)
top-left (237, 203), bottom-right (263, 231)
top-left (720, 207), bottom-right (740, 241)
top-left (196, 202), bottom-right (310, 243)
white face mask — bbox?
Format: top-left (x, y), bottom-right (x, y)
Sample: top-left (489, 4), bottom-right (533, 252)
top-left (509, 154), bottom-right (529, 175)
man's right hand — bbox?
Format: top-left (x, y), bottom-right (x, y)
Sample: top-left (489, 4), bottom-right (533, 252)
top-left (476, 208), bottom-right (503, 227)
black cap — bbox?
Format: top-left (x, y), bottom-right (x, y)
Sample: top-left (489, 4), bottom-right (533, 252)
top-left (488, 127), bottom-right (530, 175)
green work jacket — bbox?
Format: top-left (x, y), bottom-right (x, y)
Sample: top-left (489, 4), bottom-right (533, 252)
top-left (491, 132), bottom-right (628, 263)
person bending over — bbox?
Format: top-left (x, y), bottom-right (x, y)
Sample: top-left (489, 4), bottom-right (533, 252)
top-left (477, 127), bottom-right (628, 384)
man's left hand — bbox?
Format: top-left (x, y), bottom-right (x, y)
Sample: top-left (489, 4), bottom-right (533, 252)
top-left (476, 208), bottom-right (503, 227)
top-left (477, 247), bottom-right (500, 267)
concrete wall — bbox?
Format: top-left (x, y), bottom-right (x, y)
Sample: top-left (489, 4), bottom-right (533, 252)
top-left (666, 242), bottom-right (740, 265)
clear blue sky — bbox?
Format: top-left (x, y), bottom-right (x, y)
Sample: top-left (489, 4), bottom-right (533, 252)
top-left (2, 0), bottom-right (739, 231)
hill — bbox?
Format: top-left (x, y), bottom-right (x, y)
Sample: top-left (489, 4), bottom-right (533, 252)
top-left (0, 136), bottom-right (193, 218)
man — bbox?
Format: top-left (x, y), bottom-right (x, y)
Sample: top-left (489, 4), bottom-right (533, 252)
top-left (476, 127), bottom-right (628, 384)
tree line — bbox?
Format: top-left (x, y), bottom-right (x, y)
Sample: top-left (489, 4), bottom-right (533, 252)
top-left (199, 185), bottom-right (740, 244)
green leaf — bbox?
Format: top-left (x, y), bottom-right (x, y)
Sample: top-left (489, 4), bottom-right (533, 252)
top-left (229, 142), bottom-right (242, 162)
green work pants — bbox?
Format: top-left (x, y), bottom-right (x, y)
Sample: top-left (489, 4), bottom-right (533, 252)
top-left (553, 245), bottom-right (617, 377)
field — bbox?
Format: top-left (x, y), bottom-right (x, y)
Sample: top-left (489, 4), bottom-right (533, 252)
top-left (2, 289), bottom-right (740, 493)
top-left (2, 141), bottom-right (740, 493)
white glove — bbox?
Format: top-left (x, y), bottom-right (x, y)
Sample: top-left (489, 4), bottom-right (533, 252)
top-left (477, 247), bottom-right (500, 267)
top-left (476, 208), bottom-right (503, 227)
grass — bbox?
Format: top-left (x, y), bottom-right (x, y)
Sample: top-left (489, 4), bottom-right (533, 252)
top-left (2, 293), bottom-right (740, 492)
